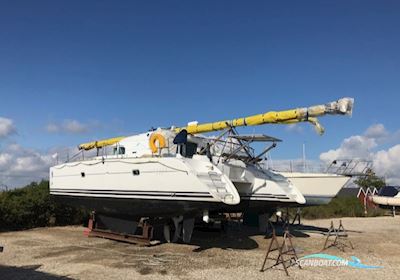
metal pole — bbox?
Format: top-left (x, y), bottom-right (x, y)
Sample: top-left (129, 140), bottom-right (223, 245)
top-left (302, 143), bottom-right (306, 172)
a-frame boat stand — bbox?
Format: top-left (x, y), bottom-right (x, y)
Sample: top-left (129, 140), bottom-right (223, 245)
top-left (260, 223), bottom-right (301, 276)
top-left (322, 220), bottom-right (354, 252)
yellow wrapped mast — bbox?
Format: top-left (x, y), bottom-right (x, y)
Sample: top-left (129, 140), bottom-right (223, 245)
top-left (78, 97), bottom-right (353, 150)
top-left (78, 136), bottom-right (126, 151)
top-left (175, 97), bottom-right (354, 135)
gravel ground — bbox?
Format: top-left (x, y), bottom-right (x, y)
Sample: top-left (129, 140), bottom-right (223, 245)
top-left (0, 216), bottom-right (399, 279)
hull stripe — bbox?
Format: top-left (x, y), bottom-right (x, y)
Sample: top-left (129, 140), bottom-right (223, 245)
top-left (50, 191), bottom-right (213, 198)
top-left (50, 191), bottom-right (289, 201)
top-left (50, 188), bottom-right (209, 194)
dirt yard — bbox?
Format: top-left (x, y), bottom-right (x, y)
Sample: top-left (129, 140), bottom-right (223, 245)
top-left (0, 216), bottom-right (399, 279)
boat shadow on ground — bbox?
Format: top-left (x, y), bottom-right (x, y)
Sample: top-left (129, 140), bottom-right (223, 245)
top-left (280, 223), bottom-right (329, 236)
top-left (290, 223), bottom-right (363, 234)
top-left (0, 264), bottom-right (72, 280)
top-left (190, 224), bottom-right (329, 252)
top-left (188, 223), bottom-right (330, 252)
top-left (190, 226), bottom-right (260, 252)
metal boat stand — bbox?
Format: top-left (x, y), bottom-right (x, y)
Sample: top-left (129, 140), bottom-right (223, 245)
top-left (84, 212), bottom-right (157, 246)
top-left (260, 224), bottom-right (301, 276)
top-left (291, 208), bottom-right (302, 225)
top-left (322, 220), bottom-right (354, 252)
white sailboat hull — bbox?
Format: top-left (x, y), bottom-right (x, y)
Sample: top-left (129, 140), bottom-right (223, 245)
top-left (278, 172), bottom-right (351, 205)
top-left (371, 195), bottom-right (400, 207)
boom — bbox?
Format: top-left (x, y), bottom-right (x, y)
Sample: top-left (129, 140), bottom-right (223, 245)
top-left (175, 97), bottom-right (354, 135)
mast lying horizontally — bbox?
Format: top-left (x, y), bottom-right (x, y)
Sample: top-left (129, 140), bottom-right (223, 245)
top-left (175, 97), bottom-right (354, 135)
top-left (78, 97), bottom-right (354, 150)
top-left (78, 136), bottom-right (125, 151)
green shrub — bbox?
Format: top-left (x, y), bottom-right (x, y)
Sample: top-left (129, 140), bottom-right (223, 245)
top-left (293, 197), bottom-right (368, 220)
top-left (0, 180), bottom-right (88, 231)
top-left (365, 207), bottom-right (387, 217)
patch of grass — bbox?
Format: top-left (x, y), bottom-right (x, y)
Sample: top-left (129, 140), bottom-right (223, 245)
top-left (291, 197), bottom-right (374, 219)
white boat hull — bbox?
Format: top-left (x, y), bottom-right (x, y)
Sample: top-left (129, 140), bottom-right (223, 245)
top-left (371, 195), bottom-right (400, 207)
top-left (50, 155), bottom-right (242, 217)
top-left (50, 155), bottom-right (306, 218)
top-left (278, 172), bottom-right (351, 206)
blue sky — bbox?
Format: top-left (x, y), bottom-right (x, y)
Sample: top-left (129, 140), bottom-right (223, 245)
top-left (0, 1), bottom-right (399, 186)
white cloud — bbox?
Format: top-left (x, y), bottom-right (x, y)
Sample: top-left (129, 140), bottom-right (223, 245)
top-left (45, 119), bottom-right (89, 134)
top-left (364, 123), bottom-right (389, 141)
top-left (320, 135), bottom-right (376, 162)
top-left (0, 117), bottom-right (107, 187)
top-left (285, 124), bottom-right (304, 134)
top-left (45, 123), bottom-right (60, 133)
top-left (0, 117), bottom-right (16, 138)
top-left (373, 145), bottom-right (400, 185)
top-left (320, 123), bottom-right (400, 184)
top-left (63, 120), bottom-right (88, 133)
top-left (0, 143), bottom-right (85, 188)
top-left (0, 144), bottom-right (54, 187)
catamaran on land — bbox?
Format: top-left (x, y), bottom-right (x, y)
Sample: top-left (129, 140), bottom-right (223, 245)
top-left (50, 98), bottom-right (354, 242)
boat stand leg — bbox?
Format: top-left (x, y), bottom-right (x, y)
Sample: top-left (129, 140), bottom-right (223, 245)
top-left (260, 226), bottom-right (301, 276)
top-left (291, 208), bottom-right (301, 225)
top-left (260, 227), bottom-right (279, 272)
top-left (322, 220), bottom-right (354, 252)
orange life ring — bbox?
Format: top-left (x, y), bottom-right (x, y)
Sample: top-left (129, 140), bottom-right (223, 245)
top-left (149, 133), bottom-right (166, 153)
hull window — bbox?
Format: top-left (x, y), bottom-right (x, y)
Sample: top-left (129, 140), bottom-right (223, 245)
top-left (132, 169), bottom-right (140, 176)
top-left (113, 146), bottom-right (126, 155)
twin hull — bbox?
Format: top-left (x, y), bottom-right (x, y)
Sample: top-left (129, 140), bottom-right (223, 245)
top-left (50, 155), bottom-right (305, 218)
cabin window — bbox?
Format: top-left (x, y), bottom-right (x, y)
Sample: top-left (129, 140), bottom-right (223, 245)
top-left (113, 146), bottom-right (126, 155)
top-left (81, 172), bottom-right (85, 178)
top-left (132, 169), bottom-right (140, 176)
